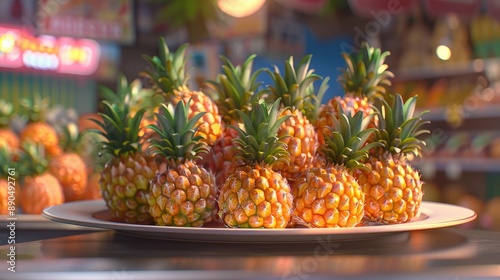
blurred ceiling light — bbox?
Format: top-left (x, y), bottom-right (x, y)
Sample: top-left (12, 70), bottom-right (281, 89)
top-left (217, 0), bottom-right (266, 17)
top-left (436, 44), bottom-right (451, 61)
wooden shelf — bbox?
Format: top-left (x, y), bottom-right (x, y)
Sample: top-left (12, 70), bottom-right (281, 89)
top-left (393, 58), bottom-right (497, 82)
top-left (418, 104), bottom-right (500, 122)
top-left (413, 157), bottom-right (500, 172)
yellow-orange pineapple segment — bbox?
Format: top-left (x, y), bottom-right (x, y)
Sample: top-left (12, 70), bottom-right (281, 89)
top-left (218, 165), bottom-right (293, 228)
top-left (148, 160), bottom-right (217, 227)
top-left (100, 153), bottom-right (157, 224)
top-left (293, 166), bottom-right (364, 228)
top-left (207, 127), bottom-right (243, 186)
top-left (274, 108), bottom-right (317, 180)
top-left (356, 155), bottom-right (423, 224)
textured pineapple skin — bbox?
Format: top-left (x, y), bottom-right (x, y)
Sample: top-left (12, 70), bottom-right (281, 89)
top-left (20, 122), bottom-right (61, 156)
top-left (206, 127), bottom-right (243, 186)
top-left (100, 152), bottom-right (157, 224)
top-left (292, 166), bottom-right (365, 228)
top-left (355, 154), bottom-right (423, 224)
top-left (147, 160), bottom-right (217, 227)
top-left (20, 172), bottom-right (64, 214)
top-left (172, 87), bottom-right (222, 147)
top-left (218, 165), bottom-right (293, 228)
top-left (316, 96), bottom-right (374, 145)
top-left (274, 109), bottom-right (318, 181)
top-left (49, 152), bottom-right (88, 201)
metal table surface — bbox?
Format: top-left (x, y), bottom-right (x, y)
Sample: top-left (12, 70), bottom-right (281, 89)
top-left (0, 224), bottom-right (499, 280)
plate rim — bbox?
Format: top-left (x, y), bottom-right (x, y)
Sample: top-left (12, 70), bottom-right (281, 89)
top-left (41, 200), bottom-right (477, 241)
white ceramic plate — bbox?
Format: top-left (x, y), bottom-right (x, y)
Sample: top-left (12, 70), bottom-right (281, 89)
top-left (42, 200), bottom-right (476, 243)
top-left (0, 213), bottom-right (102, 230)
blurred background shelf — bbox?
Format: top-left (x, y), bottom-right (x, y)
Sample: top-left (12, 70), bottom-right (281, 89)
top-left (413, 158), bottom-right (500, 172)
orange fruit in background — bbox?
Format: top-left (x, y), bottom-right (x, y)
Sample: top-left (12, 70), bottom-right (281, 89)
top-left (20, 172), bottom-right (64, 214)
top-left (48, 152), bottom-right (88, 202)
top-left (82, 172), bottom-right (102, 200)
top-left (0, 179), bottom-right (9, 215)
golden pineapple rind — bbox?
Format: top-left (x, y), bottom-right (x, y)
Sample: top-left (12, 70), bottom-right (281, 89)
top-left (292, 166), bottom-right (365, 228)
top-left (218, 165), bottom-right (293, 228)
top-left (147, 160), bottom-right (217, 227)
top-left (274, 109), bottom-right (318, 180)
top-left (356, 154), bottom-right (423, 224)
top-left (316, 96), bottom-right (374, 146)
top-left (49, 152), bottom-right (88, 201)
top-left (100, 152), bottom-right (157, 225)
top-left (171, 88), bottom-right (223, 146)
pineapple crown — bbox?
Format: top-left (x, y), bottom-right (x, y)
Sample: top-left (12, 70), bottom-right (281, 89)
top-left (59, 122), bottom-right (83, 153)
top-left (372, 94), bottom-right (430, 157)
top-left (338, 42), bottom-right (394, 99)
top-left (130, 79), bottom-right (165, 117)
top-left (20, 94), bottom-right (50, 123)
top-left (17, 141), bottom-right (48, 177)
top-left (231, 98), bottom-right (292, 168)
top-left (91, 76), bottom-right (146, 158)
top-left (206, 54), bottom-right (266, 125)
top-left (266, 55), bottom-right (323, 122)
top-left (100, 74), bottom-right (162, 116)
top-left (321, 109), bottom-right (379, 171)
top-left (0, 99), bottom-right (14, 128)
top-left (147, 99), bottom-right (209, 163)
top-left (141, 38), bottom-right (189, 97)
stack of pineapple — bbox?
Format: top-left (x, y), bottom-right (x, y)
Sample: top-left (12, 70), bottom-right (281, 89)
top-left (85, 39), bottom-right (429, 228)
top-left (1, 39), bottom-right (430, 230)
top-left (0, 95), bottom-right (105, 215)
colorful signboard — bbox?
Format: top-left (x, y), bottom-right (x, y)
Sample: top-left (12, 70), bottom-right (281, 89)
top-left (36, 0), bottom-right (135, 44)
top-left (0, 25), bottom-right (100, 76)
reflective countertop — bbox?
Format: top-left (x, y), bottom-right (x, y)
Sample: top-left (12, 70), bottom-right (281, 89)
top-left (0, 225), bottom-right (500, 280)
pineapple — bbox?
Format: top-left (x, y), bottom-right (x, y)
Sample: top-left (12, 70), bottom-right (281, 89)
top-left (20, 95), bottom-right (61, 156)
top-left (141, 38), bottom-right (222, 146)
top-left (19, 142), bottom-right (64, 214)
top-left (356, 94), bottom-right (429, 224)
top-left (292, 110), bottom-right (378, 228)
top-left (99, 74), bottom-right (163, 144)
top-left (217, 99), bottom-right (294, 228)
top-left (0, 100), bottom-right (20, 151)
top-left (204, 54), bottom-right (266, 185)
top-left (316, 42), bottom-right (394, 145)
top-left (82, 172), bottom-right (102, 200)
top-left (146, 100), bottom-right (217, 227)
top-left (91, 78), bottom-right (158, 224)
top-left (48, 123), bottom-right (88, 202)
top-left (266, 55), bottom-right (327, 180)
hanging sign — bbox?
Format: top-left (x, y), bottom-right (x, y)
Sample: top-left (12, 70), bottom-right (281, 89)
top-left (0, 25), bottom-right (100, 76)
top-left (36, 0), bottom-right (135, 44)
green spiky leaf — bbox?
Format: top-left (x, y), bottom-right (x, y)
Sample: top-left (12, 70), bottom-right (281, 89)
top-left (147, 99), bottom-right (208, 163)
top-left (231, 99), bottom-right (291, 167)
top-left (372, 94), bottom-right (430, 157)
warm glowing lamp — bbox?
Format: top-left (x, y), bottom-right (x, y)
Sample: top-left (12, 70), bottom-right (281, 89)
top-left (217, 0), bottom-right (266, 17)
top-left (436, 44), bottom-right (451, 61)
